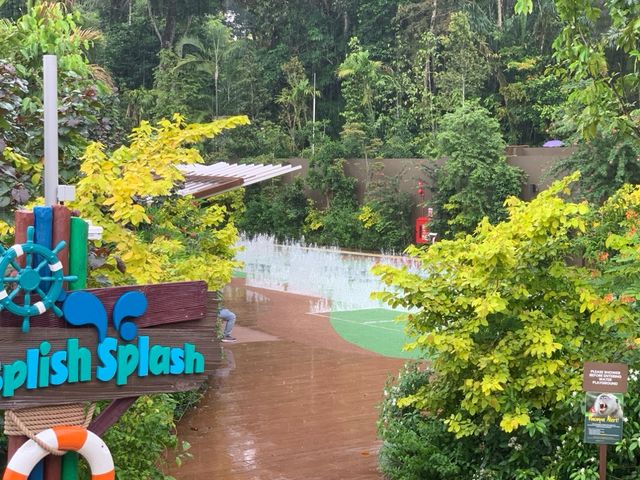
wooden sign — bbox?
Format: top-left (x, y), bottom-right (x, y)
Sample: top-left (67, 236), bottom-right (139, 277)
top-left (0, 281), bottom-right (223, 409)
top-left (583, 362), bottom-right (628, 393)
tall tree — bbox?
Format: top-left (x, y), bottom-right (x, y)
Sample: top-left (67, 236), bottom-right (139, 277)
top-left (228, 0), bottom-right (358, 131)
top-left (429, 103), bottom-right (523, 237)
top-left (97, 0), bottom-right (160, 90)
top-left (222, 38), bottom-right (268, 119)
top-left (354, 0), bottom-right (403, 62)
top-left (435, 12), bottom-right (490, 110)
top-left (516, 0), bottom-right (640, 141)
top-left (146, 0), bottom-right (220, 48)
top-left (175, 16), bottom-right (231, 117)
top-left (337, 37), bottom-right (385, 126)
top-left (276, 57), bottom-right (316, 150)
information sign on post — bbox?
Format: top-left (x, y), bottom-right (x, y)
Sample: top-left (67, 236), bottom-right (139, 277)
top-left (582, 362), bottom-right (628, 480)
top-left (583, 362), bottom-right (629, 393)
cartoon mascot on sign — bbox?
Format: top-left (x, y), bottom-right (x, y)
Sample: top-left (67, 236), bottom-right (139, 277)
top-left (591, 393), bottom-right (624, 419)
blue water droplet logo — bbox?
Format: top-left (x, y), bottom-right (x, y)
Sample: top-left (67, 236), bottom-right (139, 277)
top-left (62, 290), bottom-right (148, 343)
top-left (112, 291), bottom-right (147, 341)
top-left (62, 291), bottom-right (108, 343)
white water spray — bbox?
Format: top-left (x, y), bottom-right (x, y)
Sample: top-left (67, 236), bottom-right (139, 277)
top-left (236, 235), bottom-right (421, 313)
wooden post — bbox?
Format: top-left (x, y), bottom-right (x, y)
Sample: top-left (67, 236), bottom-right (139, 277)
top-left (52, 205), bottom-right (71, 288)
top-left (60, 454), bottom-right (77, 480)
top-left (68, 218), bottom-right (88, 291)
top-left (33, 206), bottom-right (53, 293)
top-left (10, 212), bottom-right (40, 478)
top-left (7, 436), bottom-right (27, 460)
top-left (59, 216), bottom-right (87, 480)
top-left (89, 397), bottom-right (138, 436)
top-left (599, 444), bottom-right (607, 480)
top-left (43, 455), bottom-right (61, 480)
top-left (14, 210), bottom-right (34, 267)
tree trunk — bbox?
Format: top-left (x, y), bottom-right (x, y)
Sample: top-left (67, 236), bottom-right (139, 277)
top-left (146, 0), bottom-right (176, 48)
top-left (462, 75), bottom-right (466, 106)
top-left (214, 68), bottom-right (219, 117)
top-left (497, 0), bottom-right (503, 29)
top-left (211, 77), bottom-right (218, 118)
top-left (161, 0), bottom-right (177, 48)
top-left (429, 0), bottom-right (438, 132)
top-left (146, 0), bottom-right (163, 46)
top-left (430, 0), bottom-right (438, 31)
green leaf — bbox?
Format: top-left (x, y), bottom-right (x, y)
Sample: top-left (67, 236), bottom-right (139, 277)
top-left (514, 0), bottom-right (533, 15)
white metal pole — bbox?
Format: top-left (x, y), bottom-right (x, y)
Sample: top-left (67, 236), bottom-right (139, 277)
top-left (312, 72), bottom-right (316, 156)
top-left (43, 55), bottom-right (58, 206)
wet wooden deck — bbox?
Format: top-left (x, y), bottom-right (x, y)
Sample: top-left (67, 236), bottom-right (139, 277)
top-left (166, 279), bottom-right (405, 479)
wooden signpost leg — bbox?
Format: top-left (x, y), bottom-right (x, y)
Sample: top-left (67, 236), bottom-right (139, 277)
top-left (61, 215), bottom-right (87, 480)
top-left (7, 436), bottom-right (27, 461)
top-left (599, 444), bottom-right (607, 480)
top-left (89, 397), bottom-right (138, 436)
top-left (43, 455), bottom-right (61, 480)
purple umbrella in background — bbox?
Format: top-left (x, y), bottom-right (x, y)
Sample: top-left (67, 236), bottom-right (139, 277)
top-left (543, 139), bottom-right (565, 147)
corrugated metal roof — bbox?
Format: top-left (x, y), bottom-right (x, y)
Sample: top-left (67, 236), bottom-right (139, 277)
top-left (177, 162), bottom-right (302, 198)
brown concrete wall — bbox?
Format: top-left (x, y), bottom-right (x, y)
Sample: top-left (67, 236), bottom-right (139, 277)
top-left (280, 146), bottom-right (574, 218)
top-left (507, 146), bottom-right (575, 200)
top-left (285, 157), bottom-right (441, 209)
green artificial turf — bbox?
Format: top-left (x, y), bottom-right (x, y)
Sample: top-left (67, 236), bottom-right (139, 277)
top-left (329, 308), bottom-right (421, 359)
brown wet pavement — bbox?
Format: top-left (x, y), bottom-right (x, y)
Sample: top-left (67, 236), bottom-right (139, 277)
top-left (167, 278), bottom-right (406, 479)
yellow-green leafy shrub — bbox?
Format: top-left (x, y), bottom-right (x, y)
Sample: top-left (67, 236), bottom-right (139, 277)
top-left (70, 114), bottom-right (249, 289)
top-left (373, 173), bottom-right (636, 438)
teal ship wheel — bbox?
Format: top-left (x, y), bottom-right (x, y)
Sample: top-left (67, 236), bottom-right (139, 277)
top-left (0, 226), bottom-right (78, 332)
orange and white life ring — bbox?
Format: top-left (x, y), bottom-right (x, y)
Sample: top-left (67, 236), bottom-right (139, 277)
top-left (3, 426), bottom-right (115, 480)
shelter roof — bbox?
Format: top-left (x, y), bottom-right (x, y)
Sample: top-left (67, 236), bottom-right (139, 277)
top-left (177, 162), bottom-right (302, 198)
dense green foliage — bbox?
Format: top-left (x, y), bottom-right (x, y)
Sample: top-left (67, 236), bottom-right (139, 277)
top-left (238, 178), bottom-right (309, 242)
top-left (429, 103), bottom-right (523, 236)
top-left (379, 363), bottom-right (640, 479)
top-left (79, 395), bottom-right (186, 480)
top-left (359, 167), bottom-right (414, 251)
top-left (3, 0), bottom-right (640, 476)
top-left (3, 0), bottom-right (637, 248)
top-left (375, 175), bottom-right (640, 477)
top-left (551, 135), bottom-right (640, 205)
top-left (378, 364), bottom-right (471, 479)
top-left (0, 3), bottom-right (121, 217)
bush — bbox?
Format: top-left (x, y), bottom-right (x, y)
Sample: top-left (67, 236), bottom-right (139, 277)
top-left (429, 103), bottom-right (523, 237)
top-left (374, 173), bottom-right (640, 478)
top-left (79, 395), bottom-right (191, 480)
top-left (358, 167), bottom-right (414, 253)
top-left (378, 364), bottom-right (472, 480)
top-left (551, 134), bottom-right (640, 205)
top-left (238, 178), bottom-right (308, 242)
top-left (380, 364), bottom-right (640, 480)
top-left (304, 198), bottom-right (364, 249)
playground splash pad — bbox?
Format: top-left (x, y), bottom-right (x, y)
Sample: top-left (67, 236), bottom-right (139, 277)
top-left (168, 277), bottom-right (407, 479)
top-left (168, 238), bottom-right (425, 478)
top-left (236, 235), bottom-right (420, 313)
top-left (236, 235), bottom-right (422, 359)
